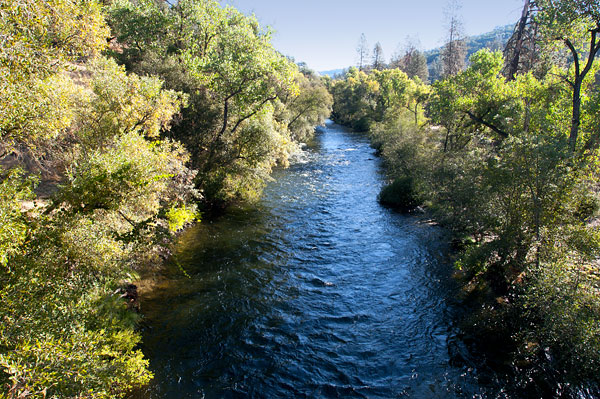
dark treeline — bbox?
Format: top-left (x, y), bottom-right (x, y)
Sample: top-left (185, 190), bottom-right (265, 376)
top-left (330, 0), bottom-right (600, 395)
top-left (0, 0), bottom-right (331, 397)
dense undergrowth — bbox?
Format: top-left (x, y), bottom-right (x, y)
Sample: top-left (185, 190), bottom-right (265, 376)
top-left (0, 0), bottom-right (331, 397)
top-left (329, 2), bottom-right (600, 394)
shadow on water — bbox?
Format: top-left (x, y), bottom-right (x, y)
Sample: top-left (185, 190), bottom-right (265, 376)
top-left (134, 121), bottom-right (498, 398)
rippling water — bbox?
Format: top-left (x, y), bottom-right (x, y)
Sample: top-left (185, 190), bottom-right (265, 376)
top-left (137, 121), bottom-right (489, 398)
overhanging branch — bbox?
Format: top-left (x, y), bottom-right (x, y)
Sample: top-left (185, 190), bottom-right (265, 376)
top-left (465, 110), bottom-right (509, 138)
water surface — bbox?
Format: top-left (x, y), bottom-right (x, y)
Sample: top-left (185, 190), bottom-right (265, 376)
top-left (138, 121), bottom-right (486, 398)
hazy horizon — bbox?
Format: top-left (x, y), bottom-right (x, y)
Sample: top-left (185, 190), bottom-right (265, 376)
top-left (221, 0), bottom-right (524, 71)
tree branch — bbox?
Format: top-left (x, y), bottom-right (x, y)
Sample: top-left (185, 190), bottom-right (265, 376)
top-left (216, 79), bottom-right (249, 138)
top-left (564, 38), bottom-right (580, 78)
top-left (581, 28), bottom-right (600, 79)
top-left (287, 104), bottom-right (314, 128)
top-left (465, 110), bottom-right (509, 138)
top-left (230, 95), bottom-right (277, 134)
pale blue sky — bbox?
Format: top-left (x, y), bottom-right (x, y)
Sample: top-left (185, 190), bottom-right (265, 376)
top-left (221, 0), bottom-right (525, 71)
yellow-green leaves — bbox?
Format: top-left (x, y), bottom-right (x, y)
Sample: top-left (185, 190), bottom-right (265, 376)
top-left (61, 132), bottom-right (191, 221)
top-left (0, 169), bottom-right (35, 267)
top-left (78, 57), bottom-right (188, 147)
top-left (166, 205), bottom-right (199, 232)
top-left (331, 67), bottom-right (427, 132)
top-left (107, 0), bottom-right (313, 204)
top-left (275, 69), bottom-right (333, 143)
top-left (0, 0), bottom-right (108, 150)
top-left (0, 0), bottom-right (203, 396)
top-left (0, 0), bottom-right (108, 81)
top-left (1, 72), bottom-right (80, 151)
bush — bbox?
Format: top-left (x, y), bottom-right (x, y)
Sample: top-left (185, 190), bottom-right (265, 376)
top-left (378, 177), bottom-right (421, 211)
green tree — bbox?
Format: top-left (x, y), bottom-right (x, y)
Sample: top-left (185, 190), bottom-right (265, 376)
top-left (0, 59), bottom-right (198, 398)
top-left (276, 68), bottom-right (333, 143)
top-left (391, 38), bottom-right (429, 82)
top-left (535, 0), bottom-right (600, 152)
top-left (108, 0), bottom-right (308, 205)
top-left (0, 0), bottom-right (108, 151)
top-left (331, 42), bottom-right (600, 388)
top-left (330, 68), bottom-right (379, 130)
top-left (0, 1), bottom-right (199, 395)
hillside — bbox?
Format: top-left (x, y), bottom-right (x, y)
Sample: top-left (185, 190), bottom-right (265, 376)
top-left (425, 24), bottom-right (514, 81)
top-left (319, 68), bottom-right (346, 77)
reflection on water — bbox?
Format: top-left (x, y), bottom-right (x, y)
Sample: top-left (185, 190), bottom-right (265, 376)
top-left (136, 121), bottom-right (489, 398)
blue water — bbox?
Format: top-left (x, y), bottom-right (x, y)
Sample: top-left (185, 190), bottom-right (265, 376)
top-left (136, 121), bottom-right (487, 398)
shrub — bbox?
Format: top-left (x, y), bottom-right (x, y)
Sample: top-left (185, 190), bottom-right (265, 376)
top-left (378, 176), bottom-right (421, 211)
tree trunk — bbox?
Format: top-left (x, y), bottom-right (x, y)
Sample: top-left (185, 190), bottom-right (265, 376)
top-left (569, 80), bottom-right (582, 152)
top-left (505, 0), bottom-right (531, 80)
top-left (564, 29), bottom-right (600, 152)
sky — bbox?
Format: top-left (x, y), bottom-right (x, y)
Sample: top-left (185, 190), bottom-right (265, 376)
top-left (221, 0), bottom-right (525, 72)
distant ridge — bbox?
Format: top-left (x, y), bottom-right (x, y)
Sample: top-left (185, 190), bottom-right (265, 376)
top-left (319, 24), bottom-right (514, 81)
top-left (318, 69), bottom-right (345, 78)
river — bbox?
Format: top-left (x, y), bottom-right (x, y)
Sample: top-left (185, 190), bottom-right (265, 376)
top-left (136, 121), bottom-right (490, 398)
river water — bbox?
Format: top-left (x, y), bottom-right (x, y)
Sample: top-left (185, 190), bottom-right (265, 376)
top-left (137, 121), bottom-right (490, 398)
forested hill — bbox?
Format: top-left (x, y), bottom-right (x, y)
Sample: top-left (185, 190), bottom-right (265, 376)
top-left (425, 24), bottom-right (514, 81)
top-left (424, 24), bottom-right (514, 63)
top-left (319, 69), bottom-right (345, 78)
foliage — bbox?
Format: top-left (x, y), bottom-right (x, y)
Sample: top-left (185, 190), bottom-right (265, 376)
top-left (0, 213), bottom-right (153, 398)
top-left (378, 177), bottom-right (421, 210)
top-left (166, 205), bottom-right (199, 232)
top-left (76, 57), bottom-right (188, 148)
top-left (441, 0), bottom-right (467, 77)
top-left (107, 0), bottom-right (330, 206)
top-left (330, 15), bottom-right (600, 388)
top-left (1, 0), bottom-right (330, 394)
top-left (275, 68), bottom-right (333, 143)
top-left (391, 47), bottom-right (429, 82)
top-left (535, 0), bottom-right (600, 152)
top-left (0, 0), bottom-right (202, 395)
top-left (424, 24), bottom-right (513, 82)
top-left (330, 67), bottom-right (428, 132)
top-left (0, 169), bottom-right (35, 267)
top-left (0, 0), bottom-right (109, 151)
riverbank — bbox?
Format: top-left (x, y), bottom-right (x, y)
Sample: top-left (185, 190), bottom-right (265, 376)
top-left (328, 59), bottom-right (600, 396)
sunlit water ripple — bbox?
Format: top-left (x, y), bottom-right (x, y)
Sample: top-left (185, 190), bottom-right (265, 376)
top-left (136, 121), bottom-right (491, 398)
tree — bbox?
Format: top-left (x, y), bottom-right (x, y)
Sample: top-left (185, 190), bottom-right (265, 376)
top-left (0, 55), bottom-right (198, 399)
top-left (0, 1), bottom-right (200, 395)
top-left (504, 0), bottom-right (536, 80)
top-left (108, 0), bottom-right (303, 204)
top-left (0, 0), bottom-right (109, 152)
top-left (425, 49), bottom-right (600, 386)
top-left (276, 68), bottom-right (333, 142)
top-left (441, 0), bottom-right (467, 77)
top-left (372, 42), bottom-right (386, 71)
top-left (391, 37), bottom-right (429, 81)
top-left (330, 68), bottom-right (378, 130)
top-left (331, 14), bottom-right (600, 387)
top-left (356, 33), bottom-right (370, 71)
top-left (428, 57), bottom-right (443, 82)
top-left (330, 66), bottom-right (428, 132)
top-left (535, 0), bottom-right (600, 152)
